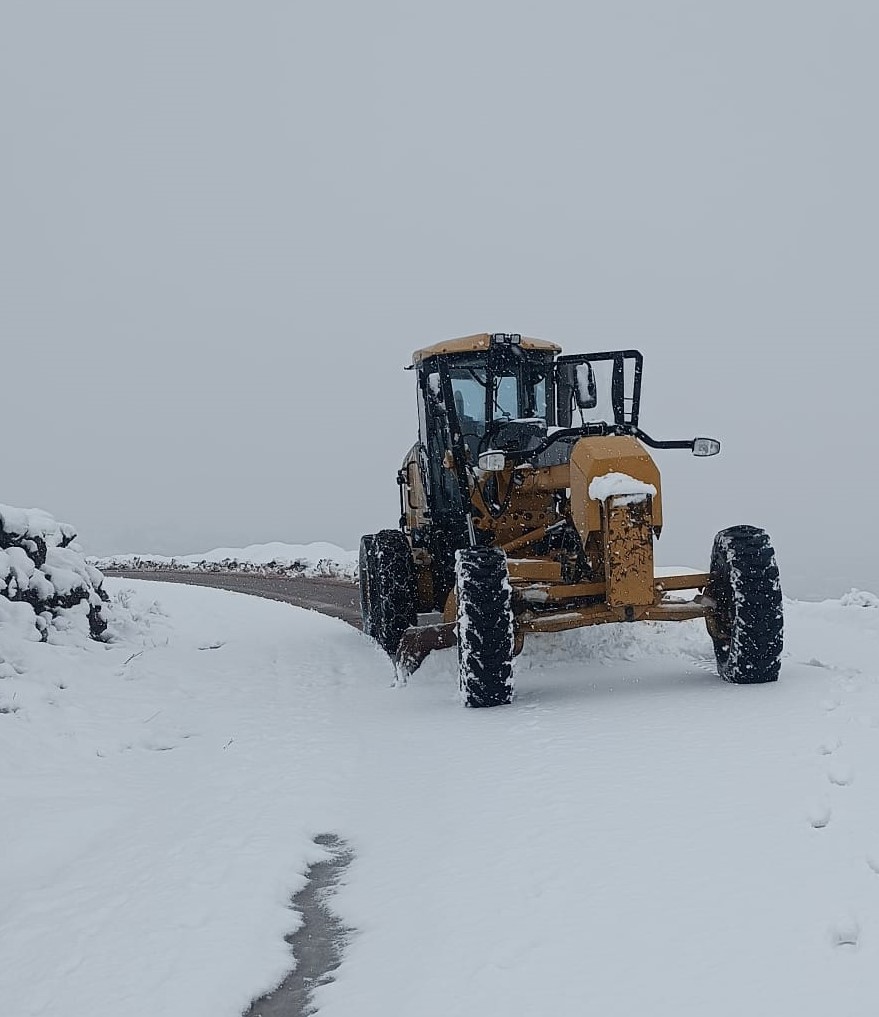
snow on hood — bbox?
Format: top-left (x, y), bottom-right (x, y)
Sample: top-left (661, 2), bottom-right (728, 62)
top-left (588, 472), bottom-right (657, 504)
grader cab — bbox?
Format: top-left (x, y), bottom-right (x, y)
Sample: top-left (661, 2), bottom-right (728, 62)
top-left (359, 333), bottom-right (783, 707)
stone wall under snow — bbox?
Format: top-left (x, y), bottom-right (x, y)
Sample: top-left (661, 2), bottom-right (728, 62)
top-left (91, 541), bottom-right (358, 581)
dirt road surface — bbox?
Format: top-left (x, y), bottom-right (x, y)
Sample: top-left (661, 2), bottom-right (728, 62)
top-left (103, 570), bottom-right (362, 629)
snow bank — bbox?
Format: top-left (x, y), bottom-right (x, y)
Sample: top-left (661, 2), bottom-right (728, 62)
top-left (0, 503), bottom-right (110, 642)
top-left (91, 541), bottom-right (357, 580)
top-left (840, 588), bottom-right (879, 609)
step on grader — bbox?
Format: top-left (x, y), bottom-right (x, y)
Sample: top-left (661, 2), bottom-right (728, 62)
top-left (359, 333), bottom-right (783, 706)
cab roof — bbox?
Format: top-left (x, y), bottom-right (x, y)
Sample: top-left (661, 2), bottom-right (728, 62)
top-left (411, 333), bottom-right (562, 365)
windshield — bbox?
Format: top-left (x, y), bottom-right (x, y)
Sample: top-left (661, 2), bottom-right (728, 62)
top-left (447, 359), bottom-right (550, 437)
top-left (449, 369), bottom-right (513, 435)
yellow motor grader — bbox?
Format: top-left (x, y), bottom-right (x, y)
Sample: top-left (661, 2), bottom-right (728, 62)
top-left (359, 333), bottom-right (783, 706)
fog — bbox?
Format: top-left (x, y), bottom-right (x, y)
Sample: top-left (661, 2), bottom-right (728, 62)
top-left (2, 1), bottom-right (876, 598)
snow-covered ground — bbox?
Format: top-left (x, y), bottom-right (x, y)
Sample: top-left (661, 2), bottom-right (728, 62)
top-left (4, 579), bottom-right (879, 1016)
top-left (90, 542), bottom-right (358, 580)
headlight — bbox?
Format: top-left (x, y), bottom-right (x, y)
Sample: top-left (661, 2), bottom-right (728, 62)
top-left (692, 437), bottom-right (721, 457)
top-left (478, 451), bottom-right (507, 472)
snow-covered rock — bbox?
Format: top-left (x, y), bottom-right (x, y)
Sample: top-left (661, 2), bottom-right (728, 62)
top-left (840, 588), bottom-right (879, 609)
top-left (0, 503), bottom-right (109, 642)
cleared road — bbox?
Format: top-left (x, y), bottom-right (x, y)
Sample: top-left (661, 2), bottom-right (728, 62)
top-left (103, 570), bottom-right (362, 628)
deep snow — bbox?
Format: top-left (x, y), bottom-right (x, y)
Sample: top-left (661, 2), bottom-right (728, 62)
top-left (4, 580), bottom-right (879, 1016)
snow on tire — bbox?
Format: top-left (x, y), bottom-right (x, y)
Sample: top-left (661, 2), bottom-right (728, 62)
top-left (455, 547), bottom-right (515, 707)
top-left (705, 525), bottom-right (783, 684)
top-left (360, 530), bottom-right (416, 657)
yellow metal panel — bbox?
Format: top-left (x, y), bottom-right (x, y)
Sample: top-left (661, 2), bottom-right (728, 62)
top-left (655, 572), bottom-right (710, 592)
top-left (411, 549), bottom-right (435, 613)
top-left (642, 602), bottom-right (707, 621)
top-left (400, 443), bottom-right (429, 533)
top-left (603, 498), bottom-right (655, 607)
top-left (470, 478), bottom-right (556, 547)
top-left (501, 525), bottom-right (549, 554)
top-left (569, 436), bottom-right (663, 541)
top-left (517, 464), bottom-right (571, 494)
top-left (411, 334), bottom-right (562, 364)
top-left (506, 558), bottom-right (563, 582)
top-left (518, 598), bottom-right (706, 633)
top-left (519, 603), bottom-right (644, 632)
top-left (511, 577), bottom-right (707, 605)
top-left (516, 580), bottom-right (607, 600)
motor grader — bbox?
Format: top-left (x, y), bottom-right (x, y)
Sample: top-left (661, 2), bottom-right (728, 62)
top-left (359, 332), bottom-right (783, 707)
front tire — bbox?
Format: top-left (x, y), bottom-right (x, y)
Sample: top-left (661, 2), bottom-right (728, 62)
top-left (358, 530), bottom-right (416, 656)
top-left (705, 525), bottom-right (783, 684)
top-left (455, 548), bottom-right (515, 707)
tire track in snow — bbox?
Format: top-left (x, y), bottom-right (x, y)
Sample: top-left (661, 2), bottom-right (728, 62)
top-left (245, 835), bottom-right (354, 1017)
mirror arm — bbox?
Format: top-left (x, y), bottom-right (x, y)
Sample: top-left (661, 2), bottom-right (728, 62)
top-left (631, 430), bottom-right (720, 454)
top-left (631, 429), bottom-right (696, 450)
top-left (503, 423), bottom-right (715, 463)
top-left (502, 422), bottom-right (610, 463)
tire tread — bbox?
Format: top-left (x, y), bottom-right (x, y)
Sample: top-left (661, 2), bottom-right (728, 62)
top-left (706, 525), bottom-right (783, 684)
top-left (456, 548), bottom-right (515, 707)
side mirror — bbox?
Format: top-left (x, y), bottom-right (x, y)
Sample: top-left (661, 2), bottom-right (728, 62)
top-left (573, 362), bottom-right (598, 409)
top-left (692, 437), bottom-right (721, 457)
top-left (478, 451), bottom-right (506, 472)
top-left (556, 362), bottom-right (598, 421)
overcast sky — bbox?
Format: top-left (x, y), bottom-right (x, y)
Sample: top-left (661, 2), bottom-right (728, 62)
top-left (2, 0), bottom-right (877, 598)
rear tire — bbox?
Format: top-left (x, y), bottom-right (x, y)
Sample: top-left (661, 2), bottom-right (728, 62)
top-left (359, 530), bottom-right (416, 656)
top-left (455, 548), bottom-right (515, 707)
top-left (358, 534), bottom-right (378, 639)
top-left (705, 525), bottom-right (783, 684)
